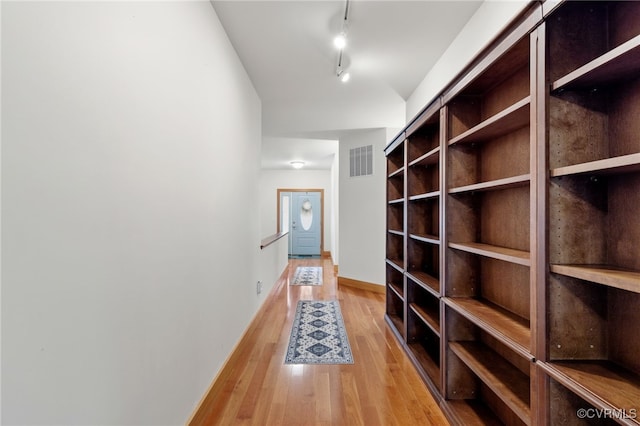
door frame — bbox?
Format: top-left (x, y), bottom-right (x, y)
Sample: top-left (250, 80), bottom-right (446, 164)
top-left (277, 188), bottom-right (324, 255)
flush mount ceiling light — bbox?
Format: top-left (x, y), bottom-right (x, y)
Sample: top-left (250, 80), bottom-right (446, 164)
top-left (334, 0), bottom-right (351, 82)
top-left (290, 161), bottom-right (305, 169)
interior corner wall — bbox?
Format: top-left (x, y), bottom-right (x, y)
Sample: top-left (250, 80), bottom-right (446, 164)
top-left (259, 169), bottom-right (333, 254)
top-left (331, 152), bottom-right (340, 267)
top-left (1, 2), bottom-right (261, 424)
top-left (406, 0), bottom-right (529, 121)
top-left (338, 129), bottom-right (387, 286)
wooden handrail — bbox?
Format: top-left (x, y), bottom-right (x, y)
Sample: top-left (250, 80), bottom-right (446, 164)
top-left (260, 231), bottom-right (288, 249)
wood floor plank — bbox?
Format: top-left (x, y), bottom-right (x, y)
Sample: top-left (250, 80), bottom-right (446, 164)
top-left (193, 258), bottom-right (449, 425)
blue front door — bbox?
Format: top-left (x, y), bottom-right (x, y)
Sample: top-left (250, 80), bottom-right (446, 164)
top-left (291, 192), bottom-right (321, 256)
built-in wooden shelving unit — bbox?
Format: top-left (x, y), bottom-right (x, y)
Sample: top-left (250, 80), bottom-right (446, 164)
top-left (384, 1), bottom-right (640, 424)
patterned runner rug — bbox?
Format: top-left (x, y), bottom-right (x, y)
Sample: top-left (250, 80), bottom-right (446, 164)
top-left (285, 300), bottom-right (354, 364)
top-left (290, 266), bottom-right (323, 286)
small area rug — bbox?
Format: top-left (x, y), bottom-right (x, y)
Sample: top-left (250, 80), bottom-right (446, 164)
top-left (290, 266), bottom-right (323, 286)
top-left (285, 300), bottom-right (354, 365)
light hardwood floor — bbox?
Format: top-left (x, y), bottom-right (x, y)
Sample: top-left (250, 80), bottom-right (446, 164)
top-left (191, 258), bottom-right (449, 425)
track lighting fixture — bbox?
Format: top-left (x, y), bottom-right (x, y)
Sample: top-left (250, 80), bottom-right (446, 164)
top-left (334, 0), bottom-right (351, 82)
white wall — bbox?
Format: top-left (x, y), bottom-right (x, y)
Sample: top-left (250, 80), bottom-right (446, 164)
top-left (331, 151), bottom-right (340, 267)
top-left (337, 128), bottom-right (388, 286)
top-left (1, 2), bottom-right (263, 424)
top-left (406, 0), bottom-right (529, 122)
top-left (259, 168), bottom-right (334, 255)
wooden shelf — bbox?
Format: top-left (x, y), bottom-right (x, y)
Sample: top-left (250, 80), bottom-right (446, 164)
top-left (550, 264), bottom-right (640, 294)
top-left (409, 233), bottom-right (439, 246)
top-left (407, 270), bottom-right (440, 296)
top-left (550, 153), bottom-right (640, 178)
top-left (442, 400), bottom-right (504, 426)
top-left (552, 34), bottom-right (640, 92)
top-left (386, 258), bottom-right (404, 273)
top-left (388, 281), bottom-right (404, 301)
top-left (448, 97), bottom-right (530, 146)
top-left (409, 147), bottom-right (440, 167)
top-left (540, 360), bottom-right (640, 425)
top-left (449, 242), bottom-right (531, 267)
top-left (450, 342), bottom-right (531, 425)
top-left (444, 297), bottom-right (532, 360)
top-left (388, 198), bottom-right (404, 205)
top-left (407, 342), bottom-right (441, 391)
top-left (386, 314), bottom-right (404, 338)
top-left (408, 190), bottom-right (440, 201)
top-left (409, 303), bottom-right (440, 337)
top-left (388, 229), bottom-right (404, 237)
top-left (388, 166), bottom-right (404, 179)
top-left (449, 174), bottom-right (530, 195)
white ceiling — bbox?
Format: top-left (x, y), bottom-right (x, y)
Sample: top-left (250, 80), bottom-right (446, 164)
top-left (212, 0), bottom-right (483, 169)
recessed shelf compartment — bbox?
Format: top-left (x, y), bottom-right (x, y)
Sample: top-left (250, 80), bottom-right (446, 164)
top-left (446, 307), bottom-right (532, 426)
top-left (406, 271), bottom-right (440, 297)
top-left (387, 167), bottom-right (404, 179)
top-left (387, 262), bottom-right (403, 290)
top-left (541, 361), bottom-right (640, 425)
top-left (408, 156), bottom-right (439, 198)
top-left (548, 1), bottom-right (640, 87)
top-left (549, 77), bottom-right (640, 171)
top-left (407, 107), bottom-right (440, 164)
top-left (407, 238), bottom-right (440, 293)
top-left (450, 341), bottom-right (531, 425)
top-left (409, 147), bottom-right (440, 167)
top-left (386, 138), bottom-right (405, 176)
top-left (549, 173), bottom-right (640, 280)
top-left (444, 297), bottom-right (531, 359)
top-left (408, 277), bottom-right (440, 334)
top-left (387, 172), bottom-right (404, 202)
top-left (448, 186), bottom-right (531, 262)
top-left (552, 34), bottom-right (640, 92)
top-left (386, 282), bottom-right (405, 339)
top-left (545, 373), bottom-right (621, 426)
top-left (408, 193), bottom-right (439, 243)
top-left (388, 281), bottom-right (404, 301)
top-left (407, 325), bottom-right (441, 393)
top-left (387, 201), bottom-right (404, 234)
top-left (386, 231), bottom-right (404, 271)
top-left (548, 277), bottom-right (640, 406)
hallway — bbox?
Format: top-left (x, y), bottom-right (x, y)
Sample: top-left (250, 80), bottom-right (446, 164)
top-left (193, 258), bottom-right (448, 425)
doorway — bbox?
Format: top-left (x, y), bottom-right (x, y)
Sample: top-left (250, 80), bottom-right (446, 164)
top-left (278, 189), bottom-right (324, 257)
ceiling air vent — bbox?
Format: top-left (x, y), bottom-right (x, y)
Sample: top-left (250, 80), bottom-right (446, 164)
top-left (349, 145), bottom-right (373, 177)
